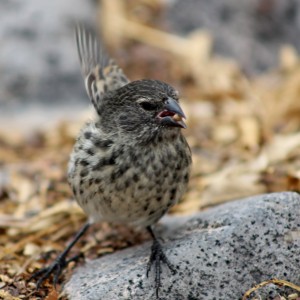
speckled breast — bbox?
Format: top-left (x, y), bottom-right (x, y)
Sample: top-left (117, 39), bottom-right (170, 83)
top-left (68, 132), bottom-right (191, 228)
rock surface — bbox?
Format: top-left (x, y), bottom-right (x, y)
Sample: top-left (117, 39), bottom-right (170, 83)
top-left (63, 192), bottom-right (300, 300)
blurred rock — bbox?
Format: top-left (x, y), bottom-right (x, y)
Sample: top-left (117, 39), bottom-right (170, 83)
top-left (166, 0), bottom-right (300, 74)
top-left (63, 192), bottom-right (300, 300)
top-left (0, 0), bottom-right (96, 109)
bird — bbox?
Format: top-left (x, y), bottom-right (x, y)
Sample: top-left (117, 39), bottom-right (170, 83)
top-left (30, 25), bottom-right (192, 298)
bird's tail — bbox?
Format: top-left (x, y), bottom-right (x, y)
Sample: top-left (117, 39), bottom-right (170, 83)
top-left (75, 25), bottom-right (129, 112)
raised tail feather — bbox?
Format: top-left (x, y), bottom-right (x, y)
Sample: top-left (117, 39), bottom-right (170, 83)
top-left (75, 25), bottom-right (129, 112)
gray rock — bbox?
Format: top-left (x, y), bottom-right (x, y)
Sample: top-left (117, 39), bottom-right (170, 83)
top-left (63, 192), bottom-right (300, 300)
top-left (0, 0), bottom-right (95, 108)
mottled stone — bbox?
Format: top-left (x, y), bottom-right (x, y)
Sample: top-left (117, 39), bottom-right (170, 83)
top-left (64, 192), bottom-right (300, 300)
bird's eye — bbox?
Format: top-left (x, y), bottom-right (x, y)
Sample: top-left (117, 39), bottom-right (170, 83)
top-left (139, 101), bottom-right (157, 111)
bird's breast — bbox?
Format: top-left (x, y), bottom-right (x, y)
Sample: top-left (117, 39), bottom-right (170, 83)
top-left (68, 133), bottom-right (191, 227)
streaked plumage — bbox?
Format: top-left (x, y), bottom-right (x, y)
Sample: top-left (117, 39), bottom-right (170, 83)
top-left (68, 26), bottom-right (191, 230)
top-left (32, 25), bottom-right (192, 298)
top-left (75, 25), bottom-right (129, 114)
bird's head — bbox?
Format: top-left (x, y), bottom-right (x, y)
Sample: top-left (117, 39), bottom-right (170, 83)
top-left (98, 80), bottom-right (186, 143)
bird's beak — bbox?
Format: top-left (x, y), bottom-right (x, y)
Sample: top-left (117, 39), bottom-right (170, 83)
top-left (157, 97), bottom-right (187, 128)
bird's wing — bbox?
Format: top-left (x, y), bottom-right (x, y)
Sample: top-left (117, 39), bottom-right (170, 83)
top-left (75, 25), bottom-right (130, 111)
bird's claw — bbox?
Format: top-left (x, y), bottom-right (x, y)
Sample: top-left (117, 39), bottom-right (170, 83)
top-left (146, 239), bottom-right (176, 298)
top-left (29, 253), bottom-right (69, 290)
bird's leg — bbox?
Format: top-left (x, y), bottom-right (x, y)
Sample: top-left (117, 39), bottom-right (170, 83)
top-left (146, 226), bottom-right (176, 298)
top-left (29, 222), bottom-right (90, 289)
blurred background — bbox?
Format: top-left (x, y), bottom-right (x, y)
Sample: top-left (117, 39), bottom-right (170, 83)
top-left (1, 0), bottom-right (300, 127)
top-left (1, 0), bottom-right (300, 298)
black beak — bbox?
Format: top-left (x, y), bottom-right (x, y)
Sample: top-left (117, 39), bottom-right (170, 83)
top-left (157, 97), bottom-right (187, 128)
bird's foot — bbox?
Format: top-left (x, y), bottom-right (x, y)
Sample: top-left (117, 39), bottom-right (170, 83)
top-left (29, 253), bottom-right (82, 290)
top-left (146, 239), bottom-right (176, 298)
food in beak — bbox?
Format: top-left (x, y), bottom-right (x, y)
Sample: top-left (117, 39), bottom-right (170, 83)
top-left (157, 98), bottom-right (187, 128)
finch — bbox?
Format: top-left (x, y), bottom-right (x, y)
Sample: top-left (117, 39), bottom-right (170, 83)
top-left (31, 25), bottom-right (192, 298)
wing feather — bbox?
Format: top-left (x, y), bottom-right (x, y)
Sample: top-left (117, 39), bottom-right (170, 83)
top-left (75, 25), bottom-right (129, 112)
